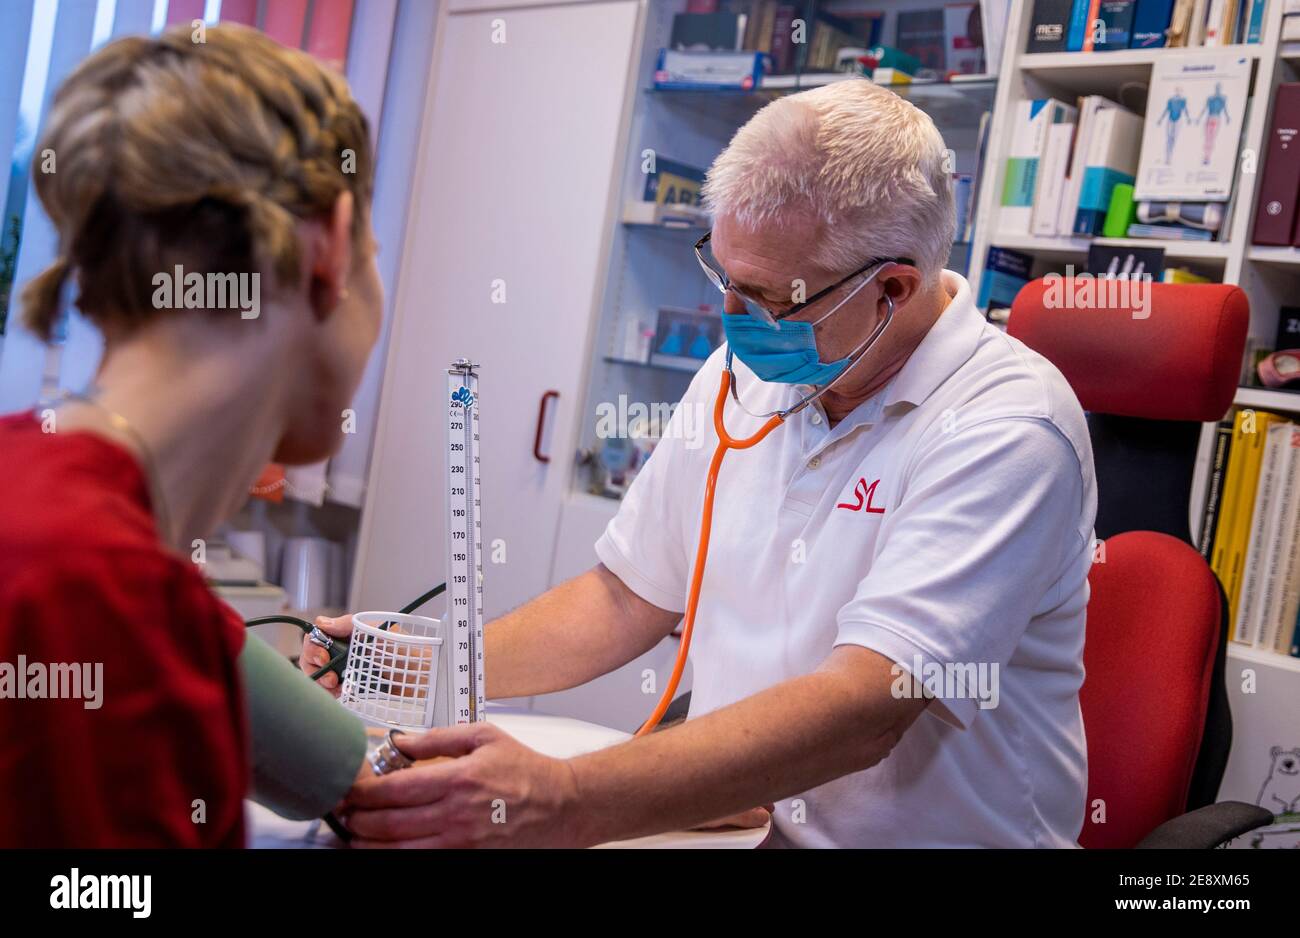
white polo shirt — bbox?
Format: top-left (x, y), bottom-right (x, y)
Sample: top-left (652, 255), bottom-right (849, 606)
top-left (595, 271), bottom-right (1097, 848)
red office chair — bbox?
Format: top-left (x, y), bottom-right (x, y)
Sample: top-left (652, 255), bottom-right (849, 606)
top-left (1009, 278), bottom-right (1274, 848)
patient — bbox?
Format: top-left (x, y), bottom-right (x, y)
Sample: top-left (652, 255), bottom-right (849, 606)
top-left (0, 24), bottom-right (381, 846)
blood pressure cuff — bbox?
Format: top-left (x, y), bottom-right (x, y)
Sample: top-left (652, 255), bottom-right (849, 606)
top-left (239, 634), bottom-right (367, 820)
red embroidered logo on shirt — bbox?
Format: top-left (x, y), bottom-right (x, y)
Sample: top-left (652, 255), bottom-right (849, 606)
top-left (836, 477), bottom-right (885, 514)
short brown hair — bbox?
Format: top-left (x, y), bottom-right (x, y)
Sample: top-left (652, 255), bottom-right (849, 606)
top-left (22, 23), bottom-right (374, 340)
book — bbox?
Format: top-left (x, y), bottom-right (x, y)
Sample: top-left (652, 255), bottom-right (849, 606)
top-left (1189, 0), bottom-right (1212, 44)
top-left (1001, 99), bottom-right (1069, 235)
top-left (1255, 86), bottom-right (1300, 244)
top-left (1131, 0), bottom-right (1176, 46)
top-left (1204, 0), bottom-right (1230, 44)
top-left (1058, 96), bottom-right (1118, 235)
top-left (1245, 0), bottom-right (1267, 42)
top-left (1073, 105), bottom-right (1144, 235)
top-left (643, 157), bottom-right (705, 207)
top-left (769, 4), bottom-right (797, 73)
top-left (744, 0), bottom-right (776, 53)
top-left (1199, 419), bottom-right (1235, 558)
top-left (1213, 411), bottom-right (1251, 590)
top-left (1236, 420), bottom-right (1290, 644)
top-left (1216, 410), bottom-right (1285, 638)
top-left (1167, 0), bottom-right (1195, 45)
top-left (1067, 0), bottom-right (1094, 49)
top-left (1027, 0), bottom-right (1075, 52)
top-left (1162, 266), bottom-right (1213, 282)
top-left (1032, 102), bottom-right (1080, 235)
top-left (1277, 473), bottom-right (1300, 652)
top-left (945, 3), bottom-right (985, 74)
top-left (1259, 425), bottom-right (1300, 650)
top-left (976, 246), bottom-right (1034, 311)
top-left (1134, 53), bottom-right (1251, 202)
top-left (1221, 0), bottom-right (1241, 43)
top-left (896, 8), bottom-right (946, 70)
top-left (1082, 0), bottom-right (1105, 50)
top-left (1098, 0), bottom-right (1138, 48)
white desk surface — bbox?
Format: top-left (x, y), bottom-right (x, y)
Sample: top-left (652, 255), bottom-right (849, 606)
top-left (248, 707), bottom-right (769, 849)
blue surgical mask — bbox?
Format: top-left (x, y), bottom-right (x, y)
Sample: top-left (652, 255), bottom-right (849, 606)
top-left (721, 267), bottom-right (886, 386)
top-left (721, 315), bottom-right (853, 386)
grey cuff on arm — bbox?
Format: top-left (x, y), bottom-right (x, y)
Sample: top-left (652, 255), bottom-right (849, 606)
top-left (239, 634), bottom-right (368, 821)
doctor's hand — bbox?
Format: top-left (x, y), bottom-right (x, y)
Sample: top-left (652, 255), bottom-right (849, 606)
top-left (298, 613), bottom-right (354, 695)
top-left (341, 723), bottom-right (586, 848)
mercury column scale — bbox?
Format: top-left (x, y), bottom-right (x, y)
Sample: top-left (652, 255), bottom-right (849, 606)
top-left (337, 359), bottom-right (486, 732)
top-left (444, 358), bottom-right (486, 725)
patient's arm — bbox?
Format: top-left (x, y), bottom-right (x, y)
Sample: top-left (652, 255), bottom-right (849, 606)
top-left (300, 564), bottom-right (679, 700)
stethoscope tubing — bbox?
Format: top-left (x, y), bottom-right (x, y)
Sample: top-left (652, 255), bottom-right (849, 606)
top-left (634, 295), bottom-right (895, 736)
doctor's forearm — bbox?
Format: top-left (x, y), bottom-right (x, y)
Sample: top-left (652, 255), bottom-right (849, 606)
top-left (565, 645), bottom-right (927, 844)
top-left (485, 565), bottom-right (678, 699)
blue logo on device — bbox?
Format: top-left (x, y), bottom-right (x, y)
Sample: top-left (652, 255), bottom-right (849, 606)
top-left (451, 386), bottom-right (476, 408)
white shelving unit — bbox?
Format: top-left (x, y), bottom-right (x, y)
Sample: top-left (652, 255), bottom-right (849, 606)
top-left (972, 0), bottom-right (1300, 391)
top-left (971, 0), bottom-right (1300, 533)
top-left (971, 4), bottom-right (1300, 807)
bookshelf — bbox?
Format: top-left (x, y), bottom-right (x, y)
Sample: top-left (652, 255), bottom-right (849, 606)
top-left (972, 7), bottom-right (1298, 833)
top-left (970, 3), bottom-right (1283, 306)
top-left (970, 1), bottom-right (1300, 684)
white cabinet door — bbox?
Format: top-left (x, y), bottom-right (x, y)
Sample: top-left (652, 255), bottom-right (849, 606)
top-left (353, 1), bottom-right (641, 619)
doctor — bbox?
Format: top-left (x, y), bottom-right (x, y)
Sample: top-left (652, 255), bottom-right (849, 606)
top-left (312, 80), bottom-right (1098, 848)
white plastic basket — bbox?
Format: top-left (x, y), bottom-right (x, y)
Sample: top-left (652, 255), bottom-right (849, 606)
top-left (339, 611), bottom-right (444, 732)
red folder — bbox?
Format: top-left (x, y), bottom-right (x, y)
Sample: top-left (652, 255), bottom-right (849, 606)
top-left (1254, 85), bottom-right (1300, 245)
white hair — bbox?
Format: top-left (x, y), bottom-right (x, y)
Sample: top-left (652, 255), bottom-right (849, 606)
top-left (701, 79), bottom-right (955, 284)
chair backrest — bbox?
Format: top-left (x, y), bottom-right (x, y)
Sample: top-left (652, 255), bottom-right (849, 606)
top-left (1007, 279), bottom-right (1249, 845)
top-left (1009, 280), bottom-right (1248, 541)
top-left (1078, 532), bottom-right (1222, 848)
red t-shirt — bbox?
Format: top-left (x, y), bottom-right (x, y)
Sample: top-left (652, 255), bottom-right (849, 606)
top-left (0, 412), bottom-right (249, 847)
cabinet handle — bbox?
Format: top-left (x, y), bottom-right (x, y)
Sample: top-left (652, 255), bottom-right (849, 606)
top-left (534, 390), bottom-right (559, 463)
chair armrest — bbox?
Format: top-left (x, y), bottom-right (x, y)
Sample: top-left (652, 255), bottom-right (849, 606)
top-left (1136, 802), bottom-right (1274, 849)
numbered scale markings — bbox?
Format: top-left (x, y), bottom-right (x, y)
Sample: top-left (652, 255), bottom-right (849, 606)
top-left (446, 360), bottom-right (485, 723)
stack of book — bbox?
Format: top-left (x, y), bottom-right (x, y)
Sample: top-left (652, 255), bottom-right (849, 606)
top-left (1000, 52), bottom-right (1248, 242)
top-left (1026, 0), bottom-right (1267, 52)
top-left (711, 2), bottom-right (887, 74)
top-left (998, 95), bottom-right (1144, 238)
top-left (1201, 409), bottom-right (1300, 656)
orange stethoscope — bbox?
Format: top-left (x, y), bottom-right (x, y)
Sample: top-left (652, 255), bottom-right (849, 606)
top-left (633, 296), bottom-right (895, 736)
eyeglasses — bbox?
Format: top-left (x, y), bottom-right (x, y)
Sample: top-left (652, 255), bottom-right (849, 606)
top-left (693, 230), bottom-right (914, 326)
